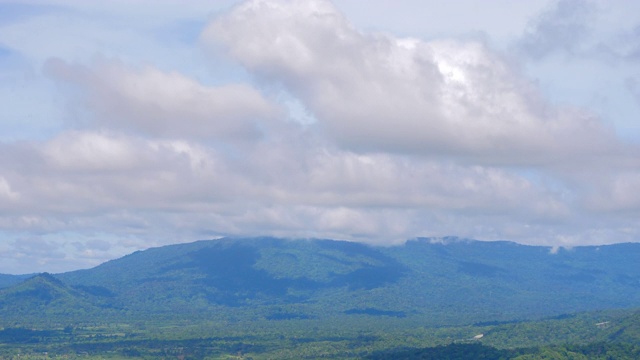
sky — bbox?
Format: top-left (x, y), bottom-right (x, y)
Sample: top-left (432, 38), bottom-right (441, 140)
top-left (1, 0), bottom-right (640, 274)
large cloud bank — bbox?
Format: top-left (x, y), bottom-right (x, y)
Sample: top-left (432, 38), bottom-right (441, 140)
top-left (1, 0), bottom-right (639, 273)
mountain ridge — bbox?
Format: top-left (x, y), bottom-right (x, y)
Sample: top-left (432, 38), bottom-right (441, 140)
top-left (1, 236), bottom-right (639, 327)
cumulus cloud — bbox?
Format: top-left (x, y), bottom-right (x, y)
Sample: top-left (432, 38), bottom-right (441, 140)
top-left (582, 171), bottom-right (640, 213)
top-left (0, 129), bottom-right (563, 228)
top-left (45, 58), bottom-right (281, 141)
top-left (203, 0), bottom-right (620, 164)
top-left (2, 0), bottom-right (640, 273)
top-left (0, 120), bottom-right (580, 272)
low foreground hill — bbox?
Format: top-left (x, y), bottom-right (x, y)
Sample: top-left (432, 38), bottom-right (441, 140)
top-left (0, 237), bottom-right (638, 327)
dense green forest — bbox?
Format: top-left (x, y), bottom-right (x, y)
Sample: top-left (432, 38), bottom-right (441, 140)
top-left (368, 342), bottom-right (640, 360)
top-left (2, 237), bottom-right (639, 327)
top-left (1, 237), bottom-right (639, 358)
top-left (0, 306), bottom-right (639, 359)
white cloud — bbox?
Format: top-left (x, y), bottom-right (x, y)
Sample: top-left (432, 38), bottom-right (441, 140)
top-left (45, 58), bottom-right (281, 141)
top-left (0, 128), bottom-right (573, 250)
top-left (510, 0), bottom-right (640, 142)
top-left (204, 0), bottom-right (621, 164)
top-left (1, 0), bottom-right (640, 273)
top-left (0, 176), bottom-right (19, 202)
top-left (44, 131), bottom-right (141, 171)
top-left (583, 171), bottom-right (640, 213)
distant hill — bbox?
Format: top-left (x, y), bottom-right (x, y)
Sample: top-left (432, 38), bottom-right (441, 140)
top-left (0, 273), bottom-right (32, 288)
top-left (1, 237), bottom-right (639, 327)
top-left (0, 273), bottom-right (118, 324)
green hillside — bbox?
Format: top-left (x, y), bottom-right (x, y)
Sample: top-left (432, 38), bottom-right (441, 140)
top-left (0, 237), bottom-right (638, 328)
top-left (0, 273), bottom-right (120, 326)
top-left (0, 235), bottom-right (639, 358)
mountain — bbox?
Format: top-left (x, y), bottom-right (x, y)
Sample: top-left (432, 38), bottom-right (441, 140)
top-left (0, 273), bottom-right (32, 288)
top-left (0, 273), bottom-right (117, 324)
top-left (1, 237), bottom-right (639, 327)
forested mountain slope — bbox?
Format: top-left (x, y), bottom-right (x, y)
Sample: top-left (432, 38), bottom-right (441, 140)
top-left (0, 237), bottom-right (638, 327)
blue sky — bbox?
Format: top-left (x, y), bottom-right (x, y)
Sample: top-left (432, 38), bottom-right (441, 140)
top-left (1, 0), bottom-right (640, 274)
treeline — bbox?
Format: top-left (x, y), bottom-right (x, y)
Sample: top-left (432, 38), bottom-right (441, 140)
top-left (367, 342), bottom-right (640, 360)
